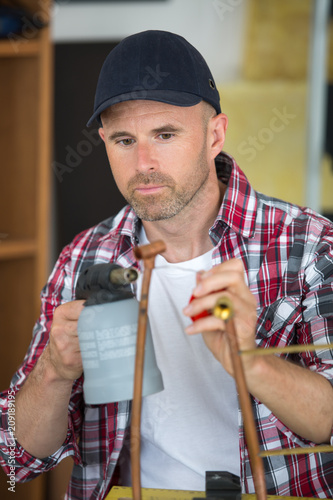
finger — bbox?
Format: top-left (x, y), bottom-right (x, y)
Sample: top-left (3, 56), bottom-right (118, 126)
top-left (185, 289), bottom-right (257, 333)
top-left (195, 270), bottom-right (205, 285)
top-left (201, 258), bottom-right (244, 281)
top-left (53, 300), bottom-right (85, 323)
top-left (48, 326), bottom-right (83, 380)
top-left (184, 290), bottom-right (229, 319)
top-left (51, 301), bottom-right (85, 344)
top-left (192, 265), bottom-right (245, 298)
top-left (185, 314), bottom-right (226, 335)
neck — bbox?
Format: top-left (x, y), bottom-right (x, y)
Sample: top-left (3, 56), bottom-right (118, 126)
top-left (141, 180), bottom-right (226, 263)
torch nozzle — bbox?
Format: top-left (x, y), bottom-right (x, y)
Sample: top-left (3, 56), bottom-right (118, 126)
top-left (75, 263), bottom-right (139, 302)
top-left (109, 267), bottom-right (139, 285)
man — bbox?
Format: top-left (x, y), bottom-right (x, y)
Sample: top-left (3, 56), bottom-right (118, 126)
top-left (1, 30), bottom-right (333, 499)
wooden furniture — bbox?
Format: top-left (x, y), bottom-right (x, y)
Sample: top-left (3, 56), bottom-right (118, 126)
top-left (107, 486), bottom-right (319, 500)
top-left (0, 1), bottom-right (53, 499)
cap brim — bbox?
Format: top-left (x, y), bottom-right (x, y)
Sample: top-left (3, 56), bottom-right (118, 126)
top-left (86, 90), bottom-right (202, 127)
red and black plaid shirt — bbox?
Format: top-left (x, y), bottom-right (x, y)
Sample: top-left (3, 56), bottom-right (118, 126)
top-left (1, 152), bottom-right (333, 499)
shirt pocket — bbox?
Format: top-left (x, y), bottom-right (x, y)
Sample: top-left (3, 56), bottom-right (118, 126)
top-left (255, 295), bottom-right (302, 349)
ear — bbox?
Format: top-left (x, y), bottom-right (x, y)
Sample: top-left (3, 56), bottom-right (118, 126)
top-left (208, 113), bottom-right (228, 159)
top-left (98, 127), bottom-right (105, 143)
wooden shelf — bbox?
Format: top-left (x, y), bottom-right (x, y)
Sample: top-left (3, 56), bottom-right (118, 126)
top-left (0, 3), bottom-right (52, 499)
top-left (0, 38), bottom-right (41, 58)
top-left (0, 238), bottom-right (37, 260)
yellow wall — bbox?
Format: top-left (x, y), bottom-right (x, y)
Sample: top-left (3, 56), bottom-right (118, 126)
top-left (218, 0), bottom-right (333, 211)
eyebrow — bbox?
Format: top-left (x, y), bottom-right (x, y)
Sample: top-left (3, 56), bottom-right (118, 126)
top-left (107, 124), bottom-right (184, 142)
top-left (107, 131), bottom-right (132, 142)
top-left (151, 124), bottom-right (184, 135)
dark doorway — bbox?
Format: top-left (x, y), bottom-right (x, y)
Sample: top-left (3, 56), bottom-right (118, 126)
top-left (53, 41), bottom-right (126, 256)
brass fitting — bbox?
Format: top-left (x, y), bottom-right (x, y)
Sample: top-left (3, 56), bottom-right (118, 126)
top-left (213, 296), bottom-right (234, 321)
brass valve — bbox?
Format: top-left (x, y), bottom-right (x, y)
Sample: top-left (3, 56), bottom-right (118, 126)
top-left (213, 296), bottom-right (234, 321)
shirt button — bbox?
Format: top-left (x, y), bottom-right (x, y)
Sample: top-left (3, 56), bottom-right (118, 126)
top-left (265, 319), bottom-right (272, 331)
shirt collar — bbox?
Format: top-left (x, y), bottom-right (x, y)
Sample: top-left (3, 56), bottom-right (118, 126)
top-left (213, 152), bottom-right (257, 239)
top-left (97, 204), bottom-right (141, 245)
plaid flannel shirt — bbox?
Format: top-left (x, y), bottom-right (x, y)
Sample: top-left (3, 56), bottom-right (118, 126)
top-left (1, 152), bottom-right (333, 499)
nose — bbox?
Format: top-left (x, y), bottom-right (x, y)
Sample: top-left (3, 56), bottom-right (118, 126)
top-left (135, 141), bottom-right (158, 172)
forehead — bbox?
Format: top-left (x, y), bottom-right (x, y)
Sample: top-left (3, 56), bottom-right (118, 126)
top-left (101, 99), bottom-right (204, 127)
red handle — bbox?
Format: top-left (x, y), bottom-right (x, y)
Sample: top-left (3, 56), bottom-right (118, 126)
top-left (189, 294), bottom-right (210, 322)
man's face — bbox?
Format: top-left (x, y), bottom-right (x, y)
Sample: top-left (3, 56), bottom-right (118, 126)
top-left (99, 100), bottom-right (216, 222)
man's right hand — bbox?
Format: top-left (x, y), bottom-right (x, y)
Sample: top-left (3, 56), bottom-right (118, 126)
top-left (46, 300), bottom-right (85, 381)
top-left (14, 300), bottom-right (85, 458)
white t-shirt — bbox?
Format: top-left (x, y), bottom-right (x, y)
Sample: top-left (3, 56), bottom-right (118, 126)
top-left (121, 231), bottom-right (239, 491)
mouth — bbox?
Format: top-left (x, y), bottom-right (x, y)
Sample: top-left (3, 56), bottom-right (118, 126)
top-left (134, 185), bottom-right (166, 195)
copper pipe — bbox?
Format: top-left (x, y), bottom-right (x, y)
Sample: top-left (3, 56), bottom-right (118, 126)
top-left (260, 444), bottom-right (333, 457)
top-left (131, 241), bottom-right (166, 500)
top-left (213, 297), bottom-right (267, 500)
top-left (240, 343), bottom-right (333, 357)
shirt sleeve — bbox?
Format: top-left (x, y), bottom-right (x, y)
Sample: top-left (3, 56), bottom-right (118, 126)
top-left (298, 223), bottom-right (333, 382)
top-left (297, 222), bottom-right (333, 444)
top-left (254, 215), bottom-right (333, 453)
top-left (0, 243), bottom-right (84, 481)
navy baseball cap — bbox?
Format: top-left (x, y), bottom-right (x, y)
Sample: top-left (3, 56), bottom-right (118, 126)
top-left (87, 30), bottom-right (221, 126)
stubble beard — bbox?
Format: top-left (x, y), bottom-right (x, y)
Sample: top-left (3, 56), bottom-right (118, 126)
top-left (123, 144), bottom-right (210, 222)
